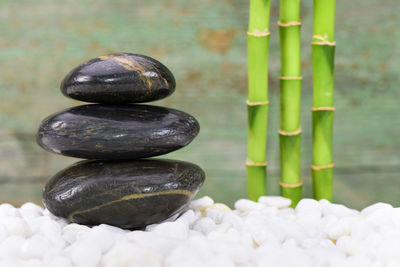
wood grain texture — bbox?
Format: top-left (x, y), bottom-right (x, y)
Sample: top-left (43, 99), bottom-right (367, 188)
top-left (0, 0), bottom-right (399, 209)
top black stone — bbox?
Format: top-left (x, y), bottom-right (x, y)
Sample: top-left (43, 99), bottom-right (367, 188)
top-left (60, 53), bottom-right (176, 104)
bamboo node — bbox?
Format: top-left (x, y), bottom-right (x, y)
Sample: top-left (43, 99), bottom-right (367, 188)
top-left (279, 181), bottom-right (303, 188)
top-left (246, 159), bottom-right (268, 167)
top-left (277, 21), bottom-right (301, 27)
top-left (312, 35), bottom-right (336, 46)
top-left (279, 127), bottom-right (302, 136)
top-left (247, 29), bottom-right (270, 37)
top-left (246, 99), bottom-right (269, 106)
top-left (311, 163), bottom-right (335, 171)
top-left (311, 107), bottom-right (336, 111)
top-left (280, 76), bottom-right (303, 80)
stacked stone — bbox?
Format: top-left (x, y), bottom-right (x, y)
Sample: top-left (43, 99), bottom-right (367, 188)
top-left (36, 53), bottom-right (205, 229)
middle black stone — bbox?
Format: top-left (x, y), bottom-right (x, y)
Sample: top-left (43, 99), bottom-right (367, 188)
top-left (36, 104), bottom-right (200, 160)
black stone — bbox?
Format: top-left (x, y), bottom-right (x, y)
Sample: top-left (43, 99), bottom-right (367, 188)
top-left (36, 104), bottom-right (199, 160)
top-left (42, 159), bottom-right (205, 229)
top-left (61, 53), bottom-right (175, 104)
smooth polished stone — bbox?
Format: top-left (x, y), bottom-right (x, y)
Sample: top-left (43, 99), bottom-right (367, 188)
top-left (42, 159), bottom-right (205, 229)
top-left (36, 104), bottom-right (199, 159)
top-left (61, 53), bottom-right (175, 103)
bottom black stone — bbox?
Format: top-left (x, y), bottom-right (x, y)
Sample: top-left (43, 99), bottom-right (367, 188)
top-left (42, 159), bottom-right (205, 229)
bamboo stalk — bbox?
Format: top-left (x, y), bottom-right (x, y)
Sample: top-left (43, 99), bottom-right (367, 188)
top-left (312, 0), bottom-right (336, 201)
top-left (278, 0), bottom-right (302, 207)
top-left (247, 0), bottom-right (270, 201)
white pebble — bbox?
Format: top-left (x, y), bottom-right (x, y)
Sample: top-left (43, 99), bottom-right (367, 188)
top-left (0, 236), bottom-right (25, 258)
top-left (320, 199), bottom-right (359, 218)
top-left (376, 233), bottom-right (400, 262)
top-left (240, 232), bottom-right (256, 248)
top-left (222, 212), bottom-right (243, 230)
top-left (1, 217), bottom-right (31, 237)
top-left (336, 235), bottom-right (360, 256)
top-left (189, 196), bottom-right (214, 211)
top-left (77, 225), bottom-right (115, 253)
top-left (19, 203), bottom-right (43, 220)
top-left (41, 247), bottom-right (64, 262)
top-left (128, 231), bottom-right (180, 258)
top-left (151, 220), bottom-right (189, 239)
top-left (62, 223), bottom-right (91, 244)
top-left (346, 255), bottom-right (374, 266)
top-left (296, 199), bottom-right (321, 216)
top-left (26, 259), bottom-right (45, 267)
top-left (352, 220), bottom-right (377, 240)
top-left (165, 242), bottom-right (210, 267)
top-left (386, 259), bottom-right (400, 267)
top-left (28, 216), bottom-right (56, 234)
top-left (66, 241), bottom-right (101, 267)
top-left (362, 202), bottom-right (393, 216)
top-left (93, 223), bottom-right (127, 235)
top-left (42, 209), bottom-right (60, 220)
top-left (210, 239), bottom-right (251, 265)
top-left (206, 203), bottom-right (232, 212)
top-left (296, 199), bottom-right (322, 229)
top-left (234, 199), bottom-right (263, 213)
top-left (307, 246), bottom-right (346, 266)
top-left (0, 224), bottom-right (7, 243)
top-left (29, 216), bottom-right (65, 248)
top-left (20, 234), bottom-right (52, 259)
top-left (208, 227), bottom-right (239, 243)
top-left (192, 217), bottom-right (217, 235)
top-left (205, 255), bottom-right (235, 267)
top-left (0, 259), bottom-right (22, 267)
top-left (258, 196), bottom-right (292, 209)
top-left (44, 256), bottom-right (72, 267)
top-left (256, 244), bottom-right (312, 267)
top-left (326, 216), bottom-right (362, 240)
top-left (0, 203), bottom-right (19, 218)
top-left (364, 232), bottom-right (383, 250)
top-left (176, 210), bottom-right (198, 226)
top-left (205, 208), bottom-right (226, 224)
top-left (102, 243), bottom-right (162, 267)
top-left (187, 235), bottom-right (214, 259)
top-left (0, 196), bottom-right (399, 266)
top-left (365, 207), bottom-right (400, 233)
top-left (278, 207), bottom-right (296, 220)
top-left (245, 219), bottom-right (281, 246)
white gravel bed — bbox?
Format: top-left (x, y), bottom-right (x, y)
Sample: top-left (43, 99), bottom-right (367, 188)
top-left (0, 196), bottom-right (400, 267)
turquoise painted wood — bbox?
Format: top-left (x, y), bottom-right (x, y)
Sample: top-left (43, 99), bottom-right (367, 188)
top-left (0, 0), bottom-right (399, 209)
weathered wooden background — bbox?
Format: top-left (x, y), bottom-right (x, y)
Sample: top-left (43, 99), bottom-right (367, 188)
top-left (0, 0), bottom-right (399, 209)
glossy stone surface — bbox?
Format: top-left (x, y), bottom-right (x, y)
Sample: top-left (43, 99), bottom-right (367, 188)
top-left (36, 104), bottom-right (199, 159)
top-left (42, 159), bottom-right (205, 229)
top-left (61, 53), bottom-right (175, 103)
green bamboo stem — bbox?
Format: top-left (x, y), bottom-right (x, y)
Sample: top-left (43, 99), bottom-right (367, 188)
top-left (278, 0), bottom-right (302, 207)
top-left (247, 0), bottom-right (270, 201)
top-left (312, 0), bottom-right (336, 201)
